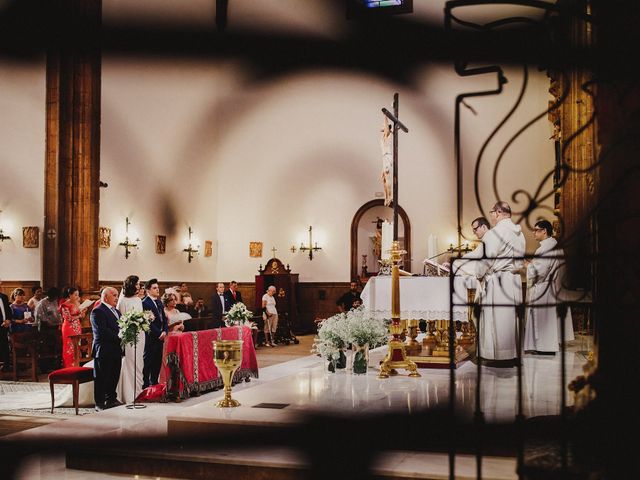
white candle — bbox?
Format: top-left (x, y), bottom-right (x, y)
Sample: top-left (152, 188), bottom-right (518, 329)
top-left (428, 234), bottom-right (438, 259)
top-left (381, 220), bottom-right (393, 260)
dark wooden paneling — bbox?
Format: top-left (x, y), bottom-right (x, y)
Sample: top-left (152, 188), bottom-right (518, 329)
top-left (0, 281), bottom-right (42, 298)
top-left (97, 280), bottom-right (353, 335)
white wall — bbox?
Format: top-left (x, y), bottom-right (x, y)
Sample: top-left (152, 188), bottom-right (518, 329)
top-left (0, 59), bottom-right (46, 281)
top-left (0, 4), bottom-right (556, 284)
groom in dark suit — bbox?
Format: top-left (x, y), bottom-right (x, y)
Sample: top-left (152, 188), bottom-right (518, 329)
top-left (142, 279), bottom-right (167, 389)
top-left (90, 286), bottom-right (123, 410)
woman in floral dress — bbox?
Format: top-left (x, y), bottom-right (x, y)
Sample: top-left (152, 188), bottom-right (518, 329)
top-left (60, 286), bottom-right (86, 367)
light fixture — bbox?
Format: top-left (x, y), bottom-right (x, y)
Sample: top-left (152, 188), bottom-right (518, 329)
top-left (183, 226), bottom-right (200, 263)
top-left (447, 243), bottom-right (472, 255)
top-left (118, 217), bottom-right (139, 259)
top-left (298, 225), bottom-right (322, 261)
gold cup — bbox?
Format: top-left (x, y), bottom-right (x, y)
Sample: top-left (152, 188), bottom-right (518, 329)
top-left (213, 340), bottom-right (243, 408)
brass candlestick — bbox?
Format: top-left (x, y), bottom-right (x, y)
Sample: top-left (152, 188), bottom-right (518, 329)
top-left (378, 240), bottom-right (421, 378)
top-left (405, 319), bottom-right (422, 356)
top-left (213, 340), bottom-right (243, 408)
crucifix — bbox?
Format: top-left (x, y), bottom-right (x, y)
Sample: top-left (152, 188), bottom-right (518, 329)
top-left (381, 93), bottom-right (409, 242)
top-left (270, 246), bottom-right (278, 258)
top-left (378, 93), bottom-right (419, 379)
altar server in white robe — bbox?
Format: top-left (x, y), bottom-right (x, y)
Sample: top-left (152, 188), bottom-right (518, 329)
top-left (523, 220), bottom-right (574, 354)
top-left (452, 217), bottom-right (490, 305)
top-left (474, 202), bottom-right (526, 364)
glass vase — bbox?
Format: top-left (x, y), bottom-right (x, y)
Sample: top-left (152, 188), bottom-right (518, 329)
top-left (352, 343), bottom-right (369, 374)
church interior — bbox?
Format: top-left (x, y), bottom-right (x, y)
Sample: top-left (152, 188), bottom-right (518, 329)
top-left (1, 0), bottom-right (638, 479)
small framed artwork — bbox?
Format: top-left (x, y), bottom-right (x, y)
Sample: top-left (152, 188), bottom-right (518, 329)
top-left (98, 227), bottom-right (111, 248)
top-left (249, 241), bottom-right (263, 258)
top-left (156, 235), bottom-right (166, 254)
top-left (204, 240), bottom-right (213, 257)
top-left (23, 226), bottom-right (39, 248)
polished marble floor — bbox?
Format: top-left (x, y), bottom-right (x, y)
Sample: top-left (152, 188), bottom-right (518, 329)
top-left (5, 338), bottom-right (588, 479)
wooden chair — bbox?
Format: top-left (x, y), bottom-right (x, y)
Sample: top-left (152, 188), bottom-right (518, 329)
top-left (10, 331), bottom-right (39, 382)
top-left (69, 332), bottom-right (93, 367)
top-left (37, 325), bottom-right (62, 372)
top-left (48, 366), bottom-right (94, 415)
top-left (45, 332), bottom-right (95, 415)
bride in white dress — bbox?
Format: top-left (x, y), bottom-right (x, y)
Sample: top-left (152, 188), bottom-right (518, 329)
top-left (115, 275), bottom-right (145, 404)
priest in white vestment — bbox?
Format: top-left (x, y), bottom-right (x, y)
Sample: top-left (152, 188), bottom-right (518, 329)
top-left (474, 202), bottom-right (526, 364)
top-left (523, 220), bottom-right (574, 354)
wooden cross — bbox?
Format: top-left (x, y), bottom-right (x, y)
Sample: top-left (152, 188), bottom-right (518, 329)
top-left (271, 246), bottom-right (278, 258)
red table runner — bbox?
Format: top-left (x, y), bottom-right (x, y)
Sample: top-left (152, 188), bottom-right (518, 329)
top-left (160, 326), bottom-right (259, 401)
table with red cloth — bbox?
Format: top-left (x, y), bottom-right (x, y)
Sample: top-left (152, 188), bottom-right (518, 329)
top-left (159, 326), bottom-right (259, 402)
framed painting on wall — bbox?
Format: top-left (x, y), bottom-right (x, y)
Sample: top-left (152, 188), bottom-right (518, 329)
top-left (204, 240), bottom-right (213, 257)
top-left (23, 227), bottom-right (39, 248)
top-left (98, 227), bottom-right (111, 248)
top-left (249, 241), bottom-right (263, 257)
top-left (156, 235), bottom-right (166, 254)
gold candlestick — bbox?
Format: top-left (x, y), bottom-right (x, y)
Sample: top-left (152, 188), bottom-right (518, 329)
top-left (213, 340), bottom-right (243, 408)
top-left (378, 241), bottom-right (421, 378)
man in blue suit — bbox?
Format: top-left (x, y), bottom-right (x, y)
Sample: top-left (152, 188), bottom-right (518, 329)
top-left (90, 286), bottom-right (123, 411)
top-left (142, 279), bottom-right (168, 389)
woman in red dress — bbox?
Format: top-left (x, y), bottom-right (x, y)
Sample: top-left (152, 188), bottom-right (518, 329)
top-left (60, 286), bottom-right (86, 368)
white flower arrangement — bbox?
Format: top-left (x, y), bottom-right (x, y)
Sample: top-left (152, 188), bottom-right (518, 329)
top-left (312, 307), bottom-right (389, 362)
top-left (225, 302), bottom-right (253, 327)
top-left (117, 310), bottom-right (154, 348)
top-left (311, 313), bottom-right (349, 361)
top-left (343, 306), bottom-right (388, 347)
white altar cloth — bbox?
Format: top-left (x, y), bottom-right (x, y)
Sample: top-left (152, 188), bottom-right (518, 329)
top-left (360, 276), bottom-right (470, 321)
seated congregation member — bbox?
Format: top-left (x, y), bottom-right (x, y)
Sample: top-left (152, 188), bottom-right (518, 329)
top-left (224, 280), bottom-right (243, 310)
top-left (262, 286), bottom-right (278, 347)
top-left (189, 297), bottom-right (209, 318)
top-left (523, 220), bottom-right (575, 354)
top-left (210, 282), bottom-right (226, 329)
top-left (336, 281), bottom-right (361, 313)
top-left (181, 292), bottom-right (194, 311)
top-left (34, 287), bottom-right (63, 331)
top-left (91, 287), bottom-right (123, 410)
top-left (9, 288), bottom-right (34, 333)
top-left (142, 279), bottom-right (168, 389)
top-left (27, 285), bottom-right (44, 311)
top-left (60, 286), bottom-right (87, 367)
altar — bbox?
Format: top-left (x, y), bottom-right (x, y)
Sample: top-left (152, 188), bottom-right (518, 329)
top-left (360, 275), bottom-right (470, 321)
top-left (160, 326), bottom-right (259, 401)
top-left (361, 276), bottom-right (476, 368)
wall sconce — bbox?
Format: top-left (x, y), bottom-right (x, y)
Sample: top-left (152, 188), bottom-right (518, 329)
top-left (118, 217), bottom-right (140, 259)
top-left (298, 225), bottom-right (322, 261)
top-left (183, 226), bottom-right (200, 263)
top-left (0, 210), bottom-right (10, 242)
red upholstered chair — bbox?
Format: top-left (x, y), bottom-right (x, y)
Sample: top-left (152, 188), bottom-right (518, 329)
top-left (48, 366), bottom-right (94, 415)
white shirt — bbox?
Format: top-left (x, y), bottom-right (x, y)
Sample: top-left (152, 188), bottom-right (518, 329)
top-left (262, 294), bottom-right (277, 315)
top-left (217, 293), bottom-right (226, 313)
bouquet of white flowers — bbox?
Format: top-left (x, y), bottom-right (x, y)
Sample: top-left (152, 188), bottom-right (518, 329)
top-left (311, 314), bottom-right (350, 367)
top-left (117, 310), bottom-right (154, 348)
top-left (343, 306), bottom-right (388, 347)
top-left (225, 302), bottom-right (253, 327)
